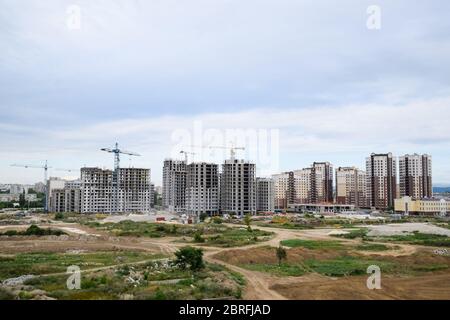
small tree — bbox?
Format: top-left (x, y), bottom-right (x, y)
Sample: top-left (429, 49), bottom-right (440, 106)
top-left (19, 191), bottom-right (26, 209)
top-left (276, 245), bottom-right (287, 266)
top-left (243, 214), bottom-right (252, 232)
top-left (174, 246), bottom-right (204, 271)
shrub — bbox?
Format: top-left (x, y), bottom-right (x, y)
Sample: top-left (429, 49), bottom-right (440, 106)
top-left (212, 216), bottom-right (223, 224)
top-left (54, 212), bottom-right (65, 220)
top-left (193, 232), bottom-right (205, 243)
top-left (174, 246), bottom-right (204, 271)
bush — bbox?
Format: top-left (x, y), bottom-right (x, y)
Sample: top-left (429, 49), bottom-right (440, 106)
top-left (212, 217), bottom-right (223, 224)
top-left (193, 232), bottom-right (205, 243)
top-left (54, 212), bottom-right (65, 220)
top-left (174, 246), bottom-right (204, 271)
top-left (199, 213), bottom-right (207, 222)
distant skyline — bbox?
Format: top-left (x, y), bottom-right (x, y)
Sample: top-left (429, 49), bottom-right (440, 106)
top-left (1, 0), bottom-right (450, 186)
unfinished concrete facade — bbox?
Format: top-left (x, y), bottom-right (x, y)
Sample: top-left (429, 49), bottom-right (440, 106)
top-left (185, 162), bottom-right (219, 217)
top-left (220, 159), bottom-right (256, 216)
top-left (256, 177), bottom-right (275, 212)
top-left (162, 159), bottom-right (186, 213)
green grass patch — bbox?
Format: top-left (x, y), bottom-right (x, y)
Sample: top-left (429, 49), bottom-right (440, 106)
top-left (304, 256), bottom-right (395, 277)
top-left (384, 231), bottom-right (450, 247)
top-left (280, 239), bottom-right (343, 250)
top-left (355, 243), bottom-right (390, 251)
top-left (332, 228), bottom-right (368, 239)
top-left (242, 263), bottom-right (306, 277)
top-left (0, 224), bottom-right (66, 237)
top-left (202, 228), bottom-right (273, 247)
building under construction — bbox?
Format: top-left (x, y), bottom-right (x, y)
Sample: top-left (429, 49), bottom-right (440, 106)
top-left (50, 167), bottom-right (153, 214)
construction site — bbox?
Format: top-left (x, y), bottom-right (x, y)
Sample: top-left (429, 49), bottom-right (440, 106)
top-left (0, 210), bottom-right (449, 300)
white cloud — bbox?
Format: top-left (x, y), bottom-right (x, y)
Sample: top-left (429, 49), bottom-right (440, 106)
top-left (1, 97), bottom-right (449, 184)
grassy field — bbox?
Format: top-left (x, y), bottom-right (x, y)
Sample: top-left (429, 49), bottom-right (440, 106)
top-left (280, 239), bottom-right (343, 250)
top-left (200, 228), bottom-right (273, 247)
top-left (382, 232), bottom-right (450, 247)
top-left (0, 251), bottom-right (162, 281)
top-left (354, 243), bottom-right (391, 251)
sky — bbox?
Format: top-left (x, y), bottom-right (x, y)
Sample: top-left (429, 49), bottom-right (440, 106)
top-left (1, 0), bottom-right (450, 186)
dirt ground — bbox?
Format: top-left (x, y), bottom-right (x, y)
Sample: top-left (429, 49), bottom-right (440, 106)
top-left (1, 219), bottom-right (449, 300)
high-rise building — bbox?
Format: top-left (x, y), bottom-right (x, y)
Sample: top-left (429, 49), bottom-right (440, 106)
top-left (272, 172), bottom-right (289, 209)
top-left (273, 162), bottom-right (333, 207)
top-left (162, 159), bottom-right (186, 213)
top-left (47, 177), bottom-right (67, 210)
top-left (311, 162), bottom-right (333, 203)
top-left (221, 159), bottom-right (256, 216)
top-left (399, 154), bottom-right (432, 199)
top-left (366, 153), bottom-right (397, 209)
top-left (293, 168), bottom-right (312, 203)
top-left (256, 178), bottom-right (275, 212)
top-left (51, 180), bottom-right (82, 213)
top-left (80, 167), bottom-right (152, 213)
top-left (335, 167), bottom-right (366, 207)
top-left (185, 162), bottom-right (219, 217)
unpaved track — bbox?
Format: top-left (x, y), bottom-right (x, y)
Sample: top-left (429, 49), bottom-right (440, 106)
top-left (0, 220), bottom-right (442, 300)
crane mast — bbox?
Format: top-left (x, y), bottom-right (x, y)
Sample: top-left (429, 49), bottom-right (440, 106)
top-left (101, 142), bottom-right (140, 213)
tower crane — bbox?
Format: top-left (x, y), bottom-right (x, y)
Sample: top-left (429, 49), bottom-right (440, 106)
top-left (10, 160), bottom-right (51, 212)
top-left (179, 150), bottom-right (196, 163)
top-left (101, 142), bottom-right (140, 171)
top-left (100, 142), bottom-right (141, 213)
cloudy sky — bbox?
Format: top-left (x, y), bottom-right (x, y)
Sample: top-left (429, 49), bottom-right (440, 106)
top-left (1, 0), bottom-right (450, 186)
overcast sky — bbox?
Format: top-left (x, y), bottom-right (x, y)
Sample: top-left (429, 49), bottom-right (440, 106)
top-left (1, 0), bottom-right (450, 186)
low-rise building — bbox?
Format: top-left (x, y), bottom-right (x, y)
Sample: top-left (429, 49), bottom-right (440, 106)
top-left (287, 203), bottom-right (355, 214)
top-left (394, 196), bottom-right (449, 216)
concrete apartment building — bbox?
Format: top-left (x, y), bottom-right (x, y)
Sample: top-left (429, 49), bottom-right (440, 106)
top-left (272, 162), bottom-right (333, 209)
top-left (162, 159), bottom-right (186, 213)
top-left (185, 162), bottom-right (219, 216)
top-left (50, 167), bottom-right (153, 213)
top-left (272, 172), bottom-right (289, 209)
top-left (51, 180), bottom-right (82, 213)
top-left (47, 177), bottom-right (67, 210)
top-left (311, 162), bottom-right (333, 203)
top-left (335, 167), bottom-right (367, 207)
top-left (221, 159), bottom-right (256, 216)
top-left (366, 153), bottom-right (397, 210)
top-left (256, 178), bottom-right (275, 212)
top-left (399, 154), bottom-right (432, 199)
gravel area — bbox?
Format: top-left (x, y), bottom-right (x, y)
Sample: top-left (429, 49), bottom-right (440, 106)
top-left (366, 222), bottom-right (450, 237)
